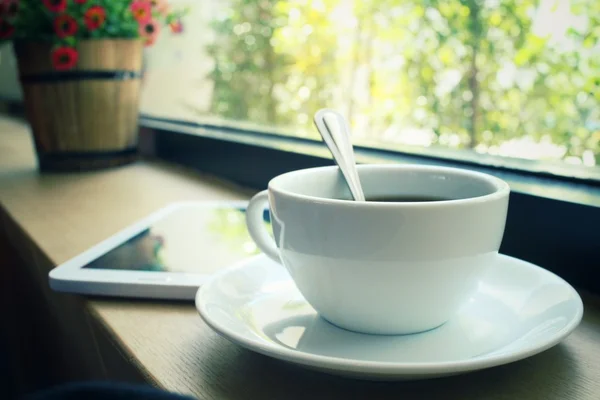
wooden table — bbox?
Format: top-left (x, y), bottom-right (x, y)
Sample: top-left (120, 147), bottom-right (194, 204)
top-left (1, 116), bottom-right (599, 399)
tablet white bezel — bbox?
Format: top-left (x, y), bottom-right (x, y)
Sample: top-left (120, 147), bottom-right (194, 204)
top-left (48, 200), bottom-right (252, 300)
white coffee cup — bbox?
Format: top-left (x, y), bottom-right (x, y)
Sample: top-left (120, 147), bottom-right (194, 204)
top-left (246, 164), bottom-right (510, 335)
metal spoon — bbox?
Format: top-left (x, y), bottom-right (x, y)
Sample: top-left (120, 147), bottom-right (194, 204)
top-left (313, 109), bottom-right (366, 201)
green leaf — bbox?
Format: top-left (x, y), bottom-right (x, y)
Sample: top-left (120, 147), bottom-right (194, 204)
top-left (583, 36), bottom-right (596, 48)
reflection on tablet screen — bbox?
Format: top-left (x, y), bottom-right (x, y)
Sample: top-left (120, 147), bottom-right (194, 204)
top-left (84, 206), bottom-right (271, 273)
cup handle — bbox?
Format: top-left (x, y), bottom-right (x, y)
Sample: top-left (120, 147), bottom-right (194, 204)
top-left (246, 190), bottom-right (281, 263)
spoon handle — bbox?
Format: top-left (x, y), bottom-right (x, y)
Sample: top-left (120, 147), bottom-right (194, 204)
top-left (314, 109), bottom-right (366, 201)
top-left (334, 111), bottom-right (364, 200)
top-left (322, 113), bottom-right (365, 201)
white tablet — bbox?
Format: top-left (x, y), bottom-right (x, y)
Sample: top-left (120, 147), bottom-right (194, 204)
top-left (49, 201), bottom-right (268, 300)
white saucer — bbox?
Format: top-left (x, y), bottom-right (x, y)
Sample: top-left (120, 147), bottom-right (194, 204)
top-left (195, 254), bottom-right (583, 380)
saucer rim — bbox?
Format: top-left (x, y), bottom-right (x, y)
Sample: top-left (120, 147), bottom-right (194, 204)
top-left (195, 254), bottom-right (584, 376)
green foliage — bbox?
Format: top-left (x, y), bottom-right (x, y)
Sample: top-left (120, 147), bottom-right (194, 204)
top-left (207, 0), bottom-right (599, 164)
top-left (207, 0), bottom-right (284, 124)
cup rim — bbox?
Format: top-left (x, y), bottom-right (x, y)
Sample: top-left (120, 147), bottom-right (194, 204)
top-left (268, 164), bottom-right (510, 207)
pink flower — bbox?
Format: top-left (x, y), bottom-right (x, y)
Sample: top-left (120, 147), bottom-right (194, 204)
top-left (130, 0), bottom-right (152, 23)
top-left (150, 0), bottom-right (170, 16)
top-left (54, 13), bottom-right (78, 38)
top-left (169, 19), bottom-right (183, 34)
top-left (51, 46), bottom-right (79, 71)
top-left (42, 0), bottom-right (67, 13)
top-left (84, 5), bottom-right (106, 31)
top-left (139, 18), bottom-right (160, 46)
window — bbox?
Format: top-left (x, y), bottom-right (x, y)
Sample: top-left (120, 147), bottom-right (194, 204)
top-left (141, 0), bottom-right (599, 170)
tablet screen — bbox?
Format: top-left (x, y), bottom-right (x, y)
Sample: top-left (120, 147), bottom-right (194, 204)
top-left (83, 205), bottom-right (270, 273)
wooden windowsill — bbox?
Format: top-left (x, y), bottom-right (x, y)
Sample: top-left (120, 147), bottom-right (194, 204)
top-left (1, 115), bottom-right (599, 399)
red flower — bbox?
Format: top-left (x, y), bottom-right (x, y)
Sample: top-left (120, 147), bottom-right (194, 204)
top-left (84, 5), bottom-right (106, 31)
top-left (51, 47), bottom-right (79, 71)
top-left (54, 14), bottom-right (78, 38)
top-left (130, 0), bottom-right (152, 23)
top-left (169, 20), bottom-right (183, 34)
top-left (0, 18), bottom-right (15, 39)
top-left (43, 0), bottom-right (67, 13)
top-left (4, 0), bottom-right (19, 18)
top-left (139, 19), bottom-right (160, 46)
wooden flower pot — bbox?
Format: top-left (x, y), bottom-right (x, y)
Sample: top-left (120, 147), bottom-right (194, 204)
top-left (14, 39), bottom-right (144, 172)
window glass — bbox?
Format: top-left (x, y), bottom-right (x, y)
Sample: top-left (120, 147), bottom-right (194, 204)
top-left (141, 0), bottom-right (600, 168)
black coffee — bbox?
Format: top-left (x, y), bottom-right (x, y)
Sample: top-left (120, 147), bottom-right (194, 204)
top-left (367, 195), bottom-right (451, 203)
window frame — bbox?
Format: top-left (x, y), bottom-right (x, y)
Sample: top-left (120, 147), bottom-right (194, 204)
top-left (140, 114), bottom-right (600, 295)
